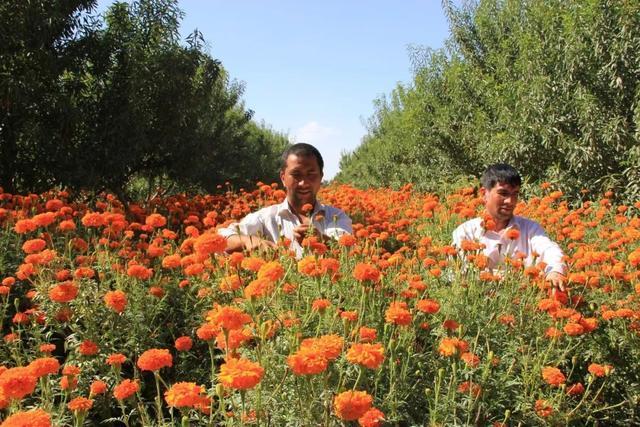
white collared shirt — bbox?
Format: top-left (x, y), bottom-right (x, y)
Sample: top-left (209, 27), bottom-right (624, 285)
top-left (217, 200), bottom-right (352, 258)
top-left (452, 216), bottom-right (566, 275)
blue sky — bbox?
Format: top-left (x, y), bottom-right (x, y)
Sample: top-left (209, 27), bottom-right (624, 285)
top-left (96, 1), bottom-right (451, 179)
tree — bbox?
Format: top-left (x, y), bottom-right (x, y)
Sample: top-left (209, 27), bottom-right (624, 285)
top-left (338, 0), bottom-right (640, 200)
top-left (1, 0), bottom-right (290, 198)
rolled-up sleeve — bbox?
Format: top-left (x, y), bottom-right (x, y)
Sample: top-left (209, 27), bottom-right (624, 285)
top-left (217, 211), bottom-right (265, 239)
top-left (318, 208), bottom-right (352, 239)
top-left (529, 223), bottom-right (566, 275)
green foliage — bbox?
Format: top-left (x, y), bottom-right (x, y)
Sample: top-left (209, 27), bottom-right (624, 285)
top-left (337, 0), bottom-right (640, 201)
top-left (0, 0), bottom-right (289, 198)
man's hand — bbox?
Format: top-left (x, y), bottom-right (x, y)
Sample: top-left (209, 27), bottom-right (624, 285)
top-left (293, 223), bottom-right (323, 244)
top-left (225, 235), bottom-right (276, 253)
top-left (546, 271), bottom-right (566, 292)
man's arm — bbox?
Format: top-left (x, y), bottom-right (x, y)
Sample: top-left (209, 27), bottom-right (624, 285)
top-left (218, 211), bottom-right (276, 253)
top-left (529, 222), bottom-right (567, 290)
top-left (292, 208), bottom-right (353, 245)
top-left (224, 234), bottom-right (276, 253)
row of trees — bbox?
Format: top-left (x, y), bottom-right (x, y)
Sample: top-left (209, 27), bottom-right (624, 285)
top-left (337, 0), bottom-right (640, 200)
top-left (1, 0), bottom-right (289, 199)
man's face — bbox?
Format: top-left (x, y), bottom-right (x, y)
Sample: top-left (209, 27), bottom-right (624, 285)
top-left (482, 182), bottom-right (519, 224)
top-left (280, 153), bottom-right (323, 210)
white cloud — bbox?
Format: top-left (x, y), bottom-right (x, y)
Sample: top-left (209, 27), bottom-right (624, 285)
top-left (293, 121), bottom-right (338, 146)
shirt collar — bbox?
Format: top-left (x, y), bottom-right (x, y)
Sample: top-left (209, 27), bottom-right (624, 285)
top-left (276, 199), bottom-right (325, 218)
top-left (484, 216), bottom-right (519, 238)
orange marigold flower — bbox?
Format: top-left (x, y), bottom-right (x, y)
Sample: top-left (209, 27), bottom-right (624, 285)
top-left (257, 261), bottom-right (285, 283)
top-left (579, 317), bottom-right (598, 332)
top-left (312, 298), bottom-right (332, 312)
top-left (149, 286), bottom-right (165, 298)
top-left (164, 382), bottom-right (207, 408)
top-left (219, 274), bottom-right (242, 292)
top-left (193, 232), bottom-right (226, 256)
top-left (196, 323), bottom-right (220, 341)
top-left (333, 390), bottom-right (373, 421)
top-left (81, 212), bottom-right (106, 228)
top-left (588, 363), bottom-right (613, 377)
top-left (358, 407), bottom-right (385, 427)
top-left (544, 327), bottom-right (563, 339)
top-left (104, 290), bottom-right (127, 313)
top-left (566, 382), bottom-right (585, 396)
top-left (542, 366), bottom-right (566, 386)
top-left (126, 264), bottom-right (153, 280)
top-left (27, 357), bottom-right (60, 378)
top-left (287, 348), bottom-right (328, 376)
top-left (0, 367), bottom-right (38, 400)
top-left (338, 234), bottom-right (357, 247)
top-left (0, 409), bottom-right (51, 427)
top-left (174, 336), bottom-right (193, 352)
top-left (384, 301), bottom-right (412, 326)
top-left (207, 305), bottom-right (252, 331)
top-left (359, 327), bottom-right (377, 343)
top-left (58, 220), bottom-right (76, 232)
top-left (49, 280), bottom-right (78, 303)
top-left (563, 322), bottom-right (585, 336)
top-left (505, 228), bottom-right (520, 240)
top-left (240, 256), bottom-right (265, 272)
top-left (22, 238), bottom-right (46, 254)
top-left (62, 365), bottom-right (81, 376)
top-left (498, 314), bottom-right (515, 326)
top-left (39, 344), bottom-right (56, 354)
top-left (346, 343), bottom-right (385, 369)
top-left (216, 327), bottom-right (253, 351)
top-left (438, 337), bottom-right (468, 357)
top-left (244, 277), bottom-right (275, 299)
top-left (218, 358), bottom-right (264, 390)
top-left (90, 380), bottom-right (108, 396)
top-left (534, 399), bottom-right (553, 417)
top-left (73, 266), bottom-right (94, 279)
top-left (353, 263), bottom-right (381, 283)
top-left (67, 397), bottom-right (93, 412)
top-left (60, 375), bottom-right (78, 391)
top-left (32, 212), bottom-right (56, 227)
top-left (16, 263), bottom-right (36, 280)
top-left (457, 380), bottom-right (482, 397)
top-left (137, 349), bottom-right (172, 372)
top-left (297, 255), bottom-right (321, 277)
top-left (113, 379), bottom-right (140, 400)
top-left (443, 319), bottom-right (459, 330)
top-left (301, 334), bottom-right (344, 360)
top-left (161, 254), bottom-right (181, 269)
top-left (340, 310), bottom-right (358, 322)
top-left (460, 352), bottom-right (480, 368)
top-left (78, 340), bottom-right (99, 356)
top-left (415, 299), bottom-right (440, 314)
top-left (14, 219), bottom-right (37, 234)
top-left (145, 213), bottom-right (167, 228)
top-left (106, 353), bottom-right (127, 366)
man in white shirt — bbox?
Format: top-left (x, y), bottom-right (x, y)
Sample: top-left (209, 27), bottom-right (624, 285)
top-left (452, 164), bottom-right (566, 289)
top-left (218, 143), bottom-right (352, 257)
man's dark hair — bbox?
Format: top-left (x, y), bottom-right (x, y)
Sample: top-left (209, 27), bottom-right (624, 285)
top-left (280, 143), bottom-right (324, 172)
top-left (481, 163), bottom-right (522, 189)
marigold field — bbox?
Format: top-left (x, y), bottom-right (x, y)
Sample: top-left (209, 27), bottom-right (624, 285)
top-left (1, 183), bottom-right (639, 426)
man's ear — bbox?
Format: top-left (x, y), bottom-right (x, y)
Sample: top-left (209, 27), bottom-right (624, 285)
top-left (279, 169), bottom-right (285, 187)
top-left (480, 187), bottom-right (488, 201)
